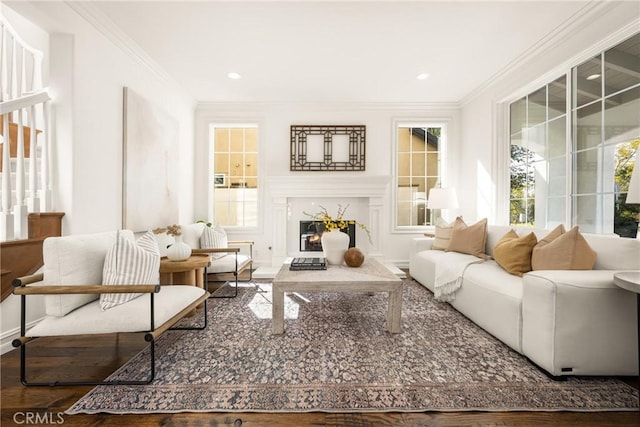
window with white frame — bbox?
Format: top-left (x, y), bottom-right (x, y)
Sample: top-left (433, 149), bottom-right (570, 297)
top-left (395, 123), bottom-right (445, 228)
top-left (509, 32), bottom-right (639, 237)
top-left (210, 124), bottom-right (259, 228)
top-left (509, 75), bottom-right (568, 228)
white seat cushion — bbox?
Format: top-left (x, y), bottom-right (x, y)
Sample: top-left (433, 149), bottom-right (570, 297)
top-left (27, 286), bottom-right (206, 337)
top-left (208, 254), bottom-right (251, 273)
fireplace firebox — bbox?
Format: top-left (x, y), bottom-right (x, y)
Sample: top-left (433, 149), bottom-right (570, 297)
top-left (299, 221), bottom-right (356, 252)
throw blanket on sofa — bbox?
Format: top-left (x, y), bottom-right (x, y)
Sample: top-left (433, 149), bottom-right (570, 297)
top-left (434, 253), bottom-right (485, 302)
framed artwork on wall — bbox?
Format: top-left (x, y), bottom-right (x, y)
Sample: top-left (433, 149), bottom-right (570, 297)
top-left (122, 87), bottom-right (179, 231)
top-left (290, 125), bottom-right (366, 171)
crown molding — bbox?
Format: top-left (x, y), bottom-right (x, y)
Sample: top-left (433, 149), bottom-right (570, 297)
top-left (65, 1), bottom-right (176, 87)
top-left (460, 0), bottom-right (618, 106)
top-left (196, 101), bottom-right (461, 113)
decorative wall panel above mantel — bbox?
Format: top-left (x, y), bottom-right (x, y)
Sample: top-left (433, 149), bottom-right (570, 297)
top-left (290, 125), bottom-right (366, 171)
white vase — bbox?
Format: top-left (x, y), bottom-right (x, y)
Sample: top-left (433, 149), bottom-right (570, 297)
top-left (321, 229), bottom-right (350, 265)
top-left (167, 235), bottom-right (192, 261)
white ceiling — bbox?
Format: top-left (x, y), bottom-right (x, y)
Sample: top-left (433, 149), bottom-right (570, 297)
top-left (89, 0), bottom-right (592, 104)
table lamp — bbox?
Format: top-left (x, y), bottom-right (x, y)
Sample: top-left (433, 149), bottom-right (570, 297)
top-left (427, 187), bottom-right (458, 225)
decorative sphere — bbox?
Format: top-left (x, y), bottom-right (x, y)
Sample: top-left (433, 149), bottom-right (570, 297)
top-left (344, 247), bottom-right (365, 267)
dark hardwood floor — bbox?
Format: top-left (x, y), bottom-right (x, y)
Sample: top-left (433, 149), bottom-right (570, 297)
top-left (2, 331), bottom-right (639, 427)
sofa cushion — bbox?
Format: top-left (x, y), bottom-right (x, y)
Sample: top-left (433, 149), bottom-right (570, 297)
top-left (493, 230), bottom-right (537, 277)
top-left (582, 233), bottom-right (640, 270)
top-left (200, 224), bottom-right (228, 260)
top-left (446, 217), bottom-right (489, 259)
top-left (43, 230), bottom-right (134, 317)
top-left (485, 225), bottom-right (515, 258)
top-left (462, 260), bottom-right (524, 300)
top-left (432, 217), bottom-right (454, 250)
top-left (532, 226), bottom-right (596, 270)
top-left (100, 231), bottom-right (161, 311)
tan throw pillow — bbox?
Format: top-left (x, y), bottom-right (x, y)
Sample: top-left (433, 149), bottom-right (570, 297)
top-left (535, 224), bottom-right (565, 248)
top-left (493, 230), bottom-right (537, 277)
top-left (446, 217), bottom-right (489, 259)
top-left (432, 217), bottom-right (454, 250)
top-left (531, 225), bottom-right (596, 270)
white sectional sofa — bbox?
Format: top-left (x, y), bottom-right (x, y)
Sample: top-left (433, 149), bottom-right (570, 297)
top-left (410, 224), bottom-right (640, 378)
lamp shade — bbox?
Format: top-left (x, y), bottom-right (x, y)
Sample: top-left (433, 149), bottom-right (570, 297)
top-left (427, 187), bottom-right (458, 210)
top-left (626, 154), bottom-right (640, 204)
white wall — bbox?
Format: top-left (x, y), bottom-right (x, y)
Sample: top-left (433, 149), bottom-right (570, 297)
top-left (1, 1), bottom-right (196, 353)
top-left (4, 1), bottom-right (196, 233)
top-left (195, 103), bottom-right (461, 267)
top-left (460, 1), bottom-right (640, 225)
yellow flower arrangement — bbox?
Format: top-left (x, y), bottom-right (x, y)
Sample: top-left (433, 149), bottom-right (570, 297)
top-left (304, 204), bottom-right (372, 244)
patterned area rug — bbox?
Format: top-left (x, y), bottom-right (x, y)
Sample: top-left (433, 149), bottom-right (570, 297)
top-left (67, 278), bottom-right (638, 414)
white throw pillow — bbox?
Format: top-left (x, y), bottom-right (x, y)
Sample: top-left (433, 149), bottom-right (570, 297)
top-left (100, 231), bottom-right (160, 311)
top-left (181, 223), bottom-right (205, 248)
top-left (200, 224), bottom-right (228, 260)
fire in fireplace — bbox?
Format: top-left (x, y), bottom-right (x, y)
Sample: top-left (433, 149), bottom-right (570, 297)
top-left (299, 221), bottom-right (356, 252)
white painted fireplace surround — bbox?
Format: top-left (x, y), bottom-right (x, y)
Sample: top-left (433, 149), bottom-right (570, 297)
top-left (267, 176), bottom-right (390, 266)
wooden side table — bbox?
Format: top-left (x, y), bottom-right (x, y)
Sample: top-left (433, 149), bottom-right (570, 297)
top-left (613, 271), bottom-right (640, 409)
top-left (159, 254), bottom-right (210, 289)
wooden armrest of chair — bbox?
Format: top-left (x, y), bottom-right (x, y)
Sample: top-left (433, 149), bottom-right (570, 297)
top-left (13, 273), bottom-right (44, 286)
top-left (228, 240), bottom-right (254, 246)
top-left (192, 247), bottom-right (240, 254)
top-left (13, 280), bottom-right (160, 296)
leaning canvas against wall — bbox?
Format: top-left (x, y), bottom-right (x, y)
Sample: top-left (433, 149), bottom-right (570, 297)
top-left (123, 87), bottom-right (179, 231)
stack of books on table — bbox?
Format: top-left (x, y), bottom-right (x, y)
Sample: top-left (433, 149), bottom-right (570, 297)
top-left (289, 257), bottom-right (327, 271)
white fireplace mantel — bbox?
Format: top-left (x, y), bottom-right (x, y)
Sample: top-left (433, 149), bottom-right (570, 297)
top-left (267, 175), bottom-right (391, 266)
top-left (267, 176), bottom-right (390, 199)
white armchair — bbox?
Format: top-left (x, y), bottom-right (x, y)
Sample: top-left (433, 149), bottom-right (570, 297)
top-left (12, 230), bottom-right (209, 386)
top-left (155, 223), bottom-right (253, 298)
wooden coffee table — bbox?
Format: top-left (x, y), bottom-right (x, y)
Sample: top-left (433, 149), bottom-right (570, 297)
top-left (271, 258), bottom-right (403, 334)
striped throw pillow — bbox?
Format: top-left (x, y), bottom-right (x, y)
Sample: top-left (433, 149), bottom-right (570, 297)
top-left (100, 231), bottom-right (160, 311)
top-left (432, 217), bottom-right (454, 250)
top-left (200, 224), bottom-right (228, 260)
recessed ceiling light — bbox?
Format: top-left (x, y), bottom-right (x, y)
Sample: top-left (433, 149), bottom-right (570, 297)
top-left (586, 73), bottom-right (601, 81)
top-left (416, 73), bottom-right (430, 80)
top-left (227, 72), bottom-right (242, 80)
